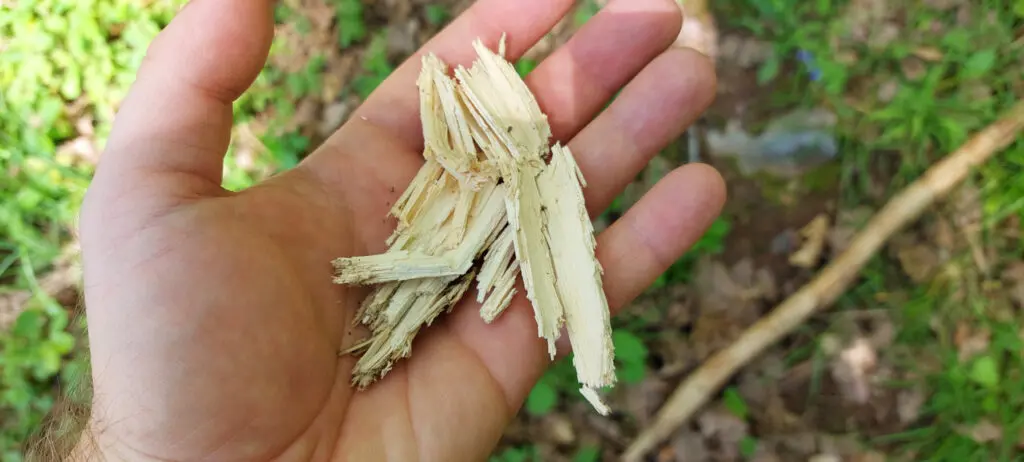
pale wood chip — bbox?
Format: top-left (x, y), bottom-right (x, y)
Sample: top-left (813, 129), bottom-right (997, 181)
top-left (334, 182), bottom-right (507, 284)
top-left (476, 225), bottom-right (516, 302)
top-left (333, 37), bottom-right (617, 415)
top-left (539, 143), bottom-right (615, 388)
top-left (352, 271), bottom-right (476, 387)
top-left (480, 260), bottom-right (520, 323)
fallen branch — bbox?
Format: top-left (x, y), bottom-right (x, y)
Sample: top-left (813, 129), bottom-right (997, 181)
top-left (623, 100), bottom-right (1024, 461)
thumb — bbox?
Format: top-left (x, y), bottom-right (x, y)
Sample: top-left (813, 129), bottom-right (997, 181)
top-left (94, 0), bottom-right (275, 197)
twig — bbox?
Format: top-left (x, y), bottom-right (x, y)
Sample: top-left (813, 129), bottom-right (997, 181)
top-left (623, 100), bottom-right (1024, 461)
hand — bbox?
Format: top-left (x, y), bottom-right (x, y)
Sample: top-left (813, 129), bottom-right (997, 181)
top-left (76, 0), bottom-right (724, 460)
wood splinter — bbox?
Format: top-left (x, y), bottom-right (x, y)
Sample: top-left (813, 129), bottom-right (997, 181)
top-left (332, 35), bottom-right (617, 414)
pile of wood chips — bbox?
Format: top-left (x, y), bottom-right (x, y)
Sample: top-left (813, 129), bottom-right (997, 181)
top-left (332, 36), bottom-right (616, 414)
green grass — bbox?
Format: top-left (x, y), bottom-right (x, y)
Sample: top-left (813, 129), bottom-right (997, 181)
top-left (718, 0), bottom-right (1024, 198)
top-left (712, 0), bottom-right (1024, 458)
top-left (0, 1), bottom-right (190, 456)
top-left (0, 0), bottom-right (378, 456)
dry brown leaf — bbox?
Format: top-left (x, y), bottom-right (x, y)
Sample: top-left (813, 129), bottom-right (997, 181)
top-left (851, 451), bottom-right (887, 462)
top-left (954, 322), bottom-right (991, 362)
top-left (912, 46), bottom-right (944, 61)
top-left (541, 414), bottom-right (576, 446)
top-left (959, 418), bottom-right (1003, 443)
top-left (896, 244), bottom-right (940, 283)
top-left (1003, 261), bottom-right (1024, 308)
top-left (790, 214), bottom-right (830, 268)
top-left (828, 206), bottom-right (873, 255)
top-left (623, 377), bottom-right (671, 428)
top-left (901, 57), bottom-right (927, 81)
top-left (897, 386), bottom-right (927, 425)
top-left (697, 405), bottom-right (749, 461)
top-left (663, 431), bottom-right (709, 462)
top-left (830, 338), bottom-right (877, 404)
top-left (876, 79), bottom-right (899, 103)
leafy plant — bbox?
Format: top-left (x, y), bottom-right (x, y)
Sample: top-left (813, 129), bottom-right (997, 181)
top-left (722, 387), bottom-right (749, 421)
top-left (353, 32), bottom-right (394, 99)
top-left (490, 445), bottom-right (539, 462)
top-left (333, 0), bottom-right (367, 48)
top-left (740, 435), bottom-right (760, 459)
top-left (612, 329), bottom-right (648, 384)
top-left (573, 446), bottom-right (601, 462)
top-left (424, 5), bottom-right (450, 27)
top-left (0, 0), bottom-right (191, 456)
top-left (525, 373), bottom-right (559, 416)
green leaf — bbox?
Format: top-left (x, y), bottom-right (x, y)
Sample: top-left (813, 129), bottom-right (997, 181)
top-left (11, 309), bottom-right (46, 338)
top-left (525, 380), bottom-right (558, 415)
top-left (572, 446), bottom-right (601, 462)
top-left (35, 343), bottom-right (63, 378)
top-left (722, 387), bottom-right (749, 420)
top-left (335, 0), bottom-right (367, 47)
top-left (491, 446), bottom-right (537, 462)
top-left (757, 52), bottom-right (780, 84)
top-left (424, 5), bottom-right (449, 26)
top-left (16, 188), bottom-right (44, 211)
top-left (617, 360), bottom-right (646, 384)
top-left (941, 29), bottom-right (970, 55)
top-left (740, 436), bottom-right (759, 458)
top-left (938, 116), bottom-right (968, 147)
top-left (1015, 0), bottom-right (1024, 18)
top-left (48, 331), bottom-right (75, 354)
top-left (969, 355), bottom-right (1000, 388)
top-left (962, 50), bottom-right (996, 79)
top-left (515, 59), bottom-right (538, 78)
top-left (353, 74), bottom-right (387, 99)
top-left (612, 329), bottom-right (648, 362)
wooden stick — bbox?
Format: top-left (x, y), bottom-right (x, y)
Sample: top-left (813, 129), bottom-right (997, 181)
top-left (623, 100), bottom-right (1024, 462)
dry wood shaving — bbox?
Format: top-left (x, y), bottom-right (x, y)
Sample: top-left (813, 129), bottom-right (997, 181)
top-left (331, 36), bottom-right (616, 414)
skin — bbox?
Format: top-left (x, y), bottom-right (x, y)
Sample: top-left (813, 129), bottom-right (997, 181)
top-left (76, 0), bottom-right (725, 460)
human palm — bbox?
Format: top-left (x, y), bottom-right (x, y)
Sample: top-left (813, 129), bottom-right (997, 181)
top-left (76, 0), bottom-right (724, 461)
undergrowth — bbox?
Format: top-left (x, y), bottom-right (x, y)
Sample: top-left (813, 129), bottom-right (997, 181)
top-left (713, 0), bottom-right (1024, 458)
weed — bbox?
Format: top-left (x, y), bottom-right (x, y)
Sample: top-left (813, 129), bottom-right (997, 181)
top-left (573, 445), bottom-right (601, 462)
top-left (722, 386), bottom-right (749, 420)
top-left (0, 0), bottom-right (189, 455)
top-left (353, 31), bottom-right (394, 100)
top-left (489, 445), bottom-right (539, 462)
top-left (333, 0), bottom-right (367, 48)
top-left (713, 0), bottom-right (1024, 458)
top-left (424, 5), bottom-right (450, 27)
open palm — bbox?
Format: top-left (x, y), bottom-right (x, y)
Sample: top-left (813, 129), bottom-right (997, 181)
top-left (77, 0), bottom-right (724, 460)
